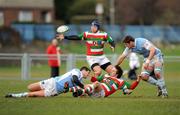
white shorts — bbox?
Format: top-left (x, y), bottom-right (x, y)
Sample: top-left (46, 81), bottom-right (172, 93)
top-left (129, 60), bottom-right (140, 69)
top-left (91, 89), bottom-right (105, 98)
top-left (39, 78), bottom-right (58, 97)
top-left (86, 55), bottom-right (110, 67)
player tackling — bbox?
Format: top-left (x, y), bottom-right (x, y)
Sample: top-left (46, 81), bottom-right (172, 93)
top-left (115, 35), bottom-right (168, 98)
top-left (5, 66), bottom-right (90, 98)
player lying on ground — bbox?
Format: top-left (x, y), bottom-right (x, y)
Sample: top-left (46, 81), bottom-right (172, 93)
top-left (5, 66), bottom-right (90, 98)
top-left (64, 67), bottom-right (141, 98)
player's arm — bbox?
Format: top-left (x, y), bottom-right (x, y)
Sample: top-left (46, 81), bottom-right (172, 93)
top-left (90, 74), bottom-right (105, 82)
top-left (143, 40), bottom-right (156, 68)
top-left (107, 35), bottom-right (115, 52)
top-left (56, 33), bottom-right (84, 41)
top-left (146, 47), bottom-right (155, 63)
top-left (128, 75), bottom-right (141, 90)
top-left (72, 75), bottom-right (84, 88)
top-left (122, 76), bottom-right (141, 95)
top-left (64, 35), bottom-right (81, 40)
top-left (116, 47), bottom-right (130, 66)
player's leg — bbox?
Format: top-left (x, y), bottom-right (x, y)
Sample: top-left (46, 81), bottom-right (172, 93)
top-left (128, 68), bottom-right (137, 80)
top-left (6, 78), bottom-right (57, 98)
top-left (5, 92), bottom-right (29, 98)
top-left (27, 82), bottom-right (42, 92)
top-left (5, 81), bottom-right (42, 98)
top-left (99, 55), bottom-right (116, 77)
top-left (5, 90), bottom-right (46, 98)
top-left (86, 56), bottom-right (102, 77)
top-left (154, 61), bottom-right (168, 97)
top-left (140, 62), bottom-right (161, 87)
top-left (28, 90), bottom-right (45, 97)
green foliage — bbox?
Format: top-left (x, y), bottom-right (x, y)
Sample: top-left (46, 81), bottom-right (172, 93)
top-left (67, 0), bottom-right (96, 15)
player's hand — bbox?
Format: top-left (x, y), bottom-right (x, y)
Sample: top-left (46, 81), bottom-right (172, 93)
top-left (90, 77), bottom-right (97, 82)
top-left (56, 47), bottom-right (61, 51)
top-left (56, 34), bottom-right (64, 40)
top-left (143, 62), bottom-right (149, 70)
top-left (144, 59), bottom-right (150, 69)
top-left (136, 75), bottom-right (141, 82)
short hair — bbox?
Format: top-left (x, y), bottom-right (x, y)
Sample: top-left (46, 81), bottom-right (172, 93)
top-left (123, 35), bottom-right (135, 43)
top-left (115, 65), bottom-right (123, 78)
top-left (80, 66), bottom-right (91, 72)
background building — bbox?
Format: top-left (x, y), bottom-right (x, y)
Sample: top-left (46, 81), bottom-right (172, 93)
top-left (0, 0), bottom-right (54, 26)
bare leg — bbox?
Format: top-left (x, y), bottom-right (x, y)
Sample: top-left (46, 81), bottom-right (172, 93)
top-left (28, 82), bottom-right (42, 91)
top-left (5, 90), bottom-right (46, 98)
top-left (28, 90), bottom-right (45, 97)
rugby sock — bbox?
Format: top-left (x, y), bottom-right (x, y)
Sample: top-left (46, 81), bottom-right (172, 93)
top-left (69, 86), bottom-right (84, 93)
top-left (12, 92), bottom-right (28, 98)
top-left (85, 84), bottom-right (94, 94)
top-left (69, 87), bottom-right (78, 92)
top-left (157, 78), bottom-right (168, 94)
top-left (147, 77), bottom-right (159, 86)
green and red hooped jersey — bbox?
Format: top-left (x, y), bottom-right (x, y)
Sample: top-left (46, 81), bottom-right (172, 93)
top-left (101, 77), bottom-right (126, 97)
top-left (78, 31), bottom-right (114, 56)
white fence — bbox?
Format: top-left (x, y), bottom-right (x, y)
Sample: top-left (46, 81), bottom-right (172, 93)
top-left (0, 53), bottom-right (180, 80)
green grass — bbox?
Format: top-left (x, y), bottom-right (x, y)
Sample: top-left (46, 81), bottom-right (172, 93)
top-left (0, 77), bottom-right (180, 115)
top-left (0, 44), bottom-right (180, 115)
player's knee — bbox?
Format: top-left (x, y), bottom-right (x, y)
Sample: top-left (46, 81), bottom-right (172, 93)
top-left (140, 74), bottom-right (149, 81)
top-left (27, 84), bottom-right (35, 91)
top-left (154, 71), bottom-right (161, 79)
top-left (27, 84), bottom-right (32, 91)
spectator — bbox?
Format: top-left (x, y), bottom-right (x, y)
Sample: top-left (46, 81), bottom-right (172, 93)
top-left (46, 39), bottom-right (61, 77)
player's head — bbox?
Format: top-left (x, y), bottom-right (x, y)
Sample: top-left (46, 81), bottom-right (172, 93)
top-left (122, 35), bottom-right (135, 48)
top-left (115, 65), bottom-right (123, 78)
top-left (52, 38), bottom-right (59, 46)
top-left (91, 19), bottom-right (100, 33)
top-left (80, 66), bottom-right (91, 79)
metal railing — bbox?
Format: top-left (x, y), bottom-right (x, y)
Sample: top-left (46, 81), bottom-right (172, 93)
top-left (0, 53), bottom-right (180, 80)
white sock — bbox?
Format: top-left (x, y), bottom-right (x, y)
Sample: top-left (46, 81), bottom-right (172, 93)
top-left (157, 78), bottom-right (168, 94)
top-left (85, 84), bottom-right (94, 94)
top-left (12, 92), bottom-right (28, 98)
top-left (147, 77), bottom-right (159, 86)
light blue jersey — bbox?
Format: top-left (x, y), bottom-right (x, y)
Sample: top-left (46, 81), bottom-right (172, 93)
top-left (54, 69), bottom-right (83, 93)
top-left (123, 38), bottom-right (162, 58)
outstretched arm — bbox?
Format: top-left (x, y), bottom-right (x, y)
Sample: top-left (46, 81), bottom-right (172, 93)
top-left (56, 34), bottom-right (82, 41)
top-left (109, 41), bottom-right (115, 52)
top-left (122, 76), bottom-right (141, 95)
top-left (116, 54), bottom-right (126, 66)
top-left (64, 35), bottom-right (82, 40)
top-left (129, 76), bottom-right (141, 90)
top-left (116, 47), bottom-right (130, 66)
top-left (72, 75), bottom-right (84, 88)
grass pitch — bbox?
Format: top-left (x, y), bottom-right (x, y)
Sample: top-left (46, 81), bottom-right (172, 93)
top-left (0, 77), bottom-right (180, 115)
top-left (0, 44), bottom-right (180, 115)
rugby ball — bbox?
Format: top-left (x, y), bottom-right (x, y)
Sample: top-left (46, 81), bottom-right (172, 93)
top-left (56, 25), bottom-right (69, 33)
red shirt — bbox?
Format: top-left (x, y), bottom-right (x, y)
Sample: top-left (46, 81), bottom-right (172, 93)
top-left (46, 45), bottom-right (61, 67)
